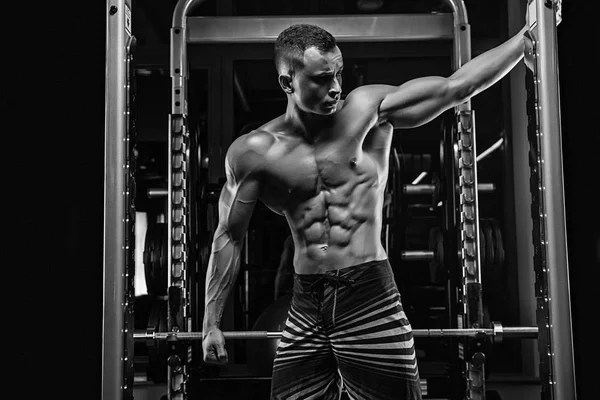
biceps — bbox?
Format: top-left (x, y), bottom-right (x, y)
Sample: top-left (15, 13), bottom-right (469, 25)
top-left (379, 77), bottom-right (458, 128)
top-left (218, 177), bottom-right (260, 241)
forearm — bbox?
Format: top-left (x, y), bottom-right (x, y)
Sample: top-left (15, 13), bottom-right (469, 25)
top-left (202, 224), bottom-right (244, 335)
top-left (450, 24), bottom-right (528, 99)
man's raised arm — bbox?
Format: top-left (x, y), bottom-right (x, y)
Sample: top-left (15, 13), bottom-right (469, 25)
top-left (376, 23), bottom-right (530, 129)
top-left (202, 136), bottom-right (263, 364)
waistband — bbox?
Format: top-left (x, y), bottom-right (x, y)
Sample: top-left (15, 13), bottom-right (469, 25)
top-left (293, 259), bottom-right (391, 291)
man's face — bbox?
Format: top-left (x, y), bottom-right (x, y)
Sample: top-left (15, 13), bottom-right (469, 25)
top-left (292, 46), bottom-right (343, 115)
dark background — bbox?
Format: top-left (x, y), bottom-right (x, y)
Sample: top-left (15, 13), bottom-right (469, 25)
top-left (7, 0), bottom-right (594, 398)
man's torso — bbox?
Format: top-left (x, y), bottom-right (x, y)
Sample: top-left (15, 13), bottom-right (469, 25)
top-left (251, 97), bottom-right (394, 273)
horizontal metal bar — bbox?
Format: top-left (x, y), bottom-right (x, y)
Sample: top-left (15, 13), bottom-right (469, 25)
top-left (187, 14), bottom-right (454, 44)
top-left (402, 250), bottom-right (435, 261)
top-left (147, 188), bottom-right (168, 198)
top-left (403, 183), bottom-right (495, 196)
top-left (147, 183), bottom-right (496, 200)
top-left (134, 326), bottom-right (537, 341)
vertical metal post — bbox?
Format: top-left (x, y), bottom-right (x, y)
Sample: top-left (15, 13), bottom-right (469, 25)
top-left (445, 1), bottom-right (485, 398)
top-left (169, 1), bottom-right (208, 399)
top-left (526, 0), bottom-right (575, 398)
top-left (103, 1), bottom-right (134, 399)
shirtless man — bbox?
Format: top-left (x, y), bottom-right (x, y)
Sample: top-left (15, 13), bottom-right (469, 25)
top-left (202, 22), bottom-right (532, 400)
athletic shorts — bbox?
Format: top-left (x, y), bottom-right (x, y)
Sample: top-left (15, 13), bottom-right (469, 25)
top-left (270, 259), bottom-right (422, 400)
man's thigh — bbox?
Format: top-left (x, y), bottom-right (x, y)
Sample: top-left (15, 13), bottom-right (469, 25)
top-left (328, 270), bottom-right (422, 400)
top-left (270, 300), bottom-right (343, 400)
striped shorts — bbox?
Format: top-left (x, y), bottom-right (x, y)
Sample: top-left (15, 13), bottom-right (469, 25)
top-left (270, 259), bottom-right (421, 400)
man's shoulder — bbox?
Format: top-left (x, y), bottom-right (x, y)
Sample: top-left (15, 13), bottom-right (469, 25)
top-left (230, 126), bottom-right (277, 156)
top-left (226, 125), bottom-right (279, 175)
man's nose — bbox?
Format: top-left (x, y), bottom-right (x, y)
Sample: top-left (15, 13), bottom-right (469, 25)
top-left (329, 81), bottom-right (341, 99)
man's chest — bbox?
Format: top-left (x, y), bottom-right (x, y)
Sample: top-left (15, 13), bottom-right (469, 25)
top-left (260, 136), bottom-right (385, 202)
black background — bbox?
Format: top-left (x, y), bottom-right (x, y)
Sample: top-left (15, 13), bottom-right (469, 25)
top-left (7, 0), bottom-right (595, 399)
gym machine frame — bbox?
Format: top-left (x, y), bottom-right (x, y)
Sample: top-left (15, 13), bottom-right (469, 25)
top-left (103, 0), bottom-right (575, 399)
top-left (167, 1), bottom-right (480, 399)
top-left (524, 0), bottom-right (575, 398)
top-left (103, 1), bottom-right (135, 399)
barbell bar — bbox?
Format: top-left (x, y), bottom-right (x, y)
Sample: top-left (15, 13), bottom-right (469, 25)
top-left (133, 322), bottom-right (536, 344)
top-left (400, 249), bottom-right (481, 262)
top-left (147, 182), bottom-right (496, 200)
top-left (403, 183), bottom-right (495, 196)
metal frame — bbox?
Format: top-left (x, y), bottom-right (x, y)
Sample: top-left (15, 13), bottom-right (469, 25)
top-left (103, 1), bottom-right (134, 399)
top-left (101, 0), bottom-right (575, 398)
top-left (526, 0), bottom-right (575, 398)
top-left (440, 5), bottom-right (491, 398)
top-left (134, 324), bottom-right (539, 341)
top-left (167, 1), bottom-right (483, 399)
top-left (185, 14), bottom-right (454, 43)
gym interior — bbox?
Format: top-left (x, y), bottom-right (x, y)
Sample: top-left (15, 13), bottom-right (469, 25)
top-left (98, 0), bottom-right (592, 399)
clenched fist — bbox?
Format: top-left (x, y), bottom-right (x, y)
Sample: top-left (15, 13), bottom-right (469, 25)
top-left (202, 328), bottom-right (228, 364)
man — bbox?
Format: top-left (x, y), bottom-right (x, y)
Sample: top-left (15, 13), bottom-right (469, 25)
top-left (202, 21), bottom-right (532, 400)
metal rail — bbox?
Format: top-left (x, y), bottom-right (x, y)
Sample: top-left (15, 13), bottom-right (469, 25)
top-left (103, 1), bottom-right (133, 399)
top-left (186, 14), bottom-right (454, 44)
top-left (526, 0), bottom-right (575, 398)
top-left (134, 324), bottom-right (538, 343)
top-left (148, 183), bottom-right (495, 199)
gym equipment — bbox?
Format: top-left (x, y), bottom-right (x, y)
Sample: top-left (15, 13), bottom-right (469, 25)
top-left (147, 182), bottom-right (221, 205)
top-left (146, 297), bottom-right (168, 383)
top-left (103, 1), bottom-right (573, 399)
top-left (525, 0), bottom-right (574, 397)
top-left (148, 180), bottom-right (493, 203)
top-left (103, 6), bottom-right (137, 397)
top-left (143, 223), bottom-right (168, 297)
top-left (143, 222), bottom-right (169, 382)
top-left (404, 182), bottom-right (494, 196)
top-left (428, 227), bottom-right (446, 284)
top-left (134, 323), bottom-right (537, 343)
top-left (415, 219), bottom-right (505, 285)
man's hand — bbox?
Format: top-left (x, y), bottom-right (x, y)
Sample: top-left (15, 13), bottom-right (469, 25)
top-left (523, 29), bottom-right (535, 72)
top-left (202, 328), bottom-right (228, 364)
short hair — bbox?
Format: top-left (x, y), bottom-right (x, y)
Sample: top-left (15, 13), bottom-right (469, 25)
top-left (274, 24), bottom-right (337, 75)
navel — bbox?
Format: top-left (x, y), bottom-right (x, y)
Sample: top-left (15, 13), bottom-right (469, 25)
top-left (349, 157), bottom-right (358, 168)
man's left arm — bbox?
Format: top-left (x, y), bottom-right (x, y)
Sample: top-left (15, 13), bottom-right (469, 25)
top-left (377, 24), bottom-right (530, 129)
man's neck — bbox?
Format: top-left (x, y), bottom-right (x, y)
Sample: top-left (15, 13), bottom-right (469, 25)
top-left (283, 101), bottom-right (332, 142)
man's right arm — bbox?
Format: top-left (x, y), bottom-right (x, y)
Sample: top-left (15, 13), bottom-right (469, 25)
top-left (202, 136), bottom-right (263, 339)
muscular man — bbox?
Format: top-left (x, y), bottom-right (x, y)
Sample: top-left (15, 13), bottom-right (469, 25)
top-left (203, 22), bottom-right (532, 400)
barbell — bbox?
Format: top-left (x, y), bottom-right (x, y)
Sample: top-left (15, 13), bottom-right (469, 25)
top-left (147, 181), bottom-right (495, 204)
top-left (133, 322), bottom-right (537, 344)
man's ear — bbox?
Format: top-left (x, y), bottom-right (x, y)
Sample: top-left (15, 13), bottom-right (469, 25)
top-left (278, 73), bottom-right (293, 94)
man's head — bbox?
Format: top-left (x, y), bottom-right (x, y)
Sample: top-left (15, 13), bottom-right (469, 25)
top-left (274, 24), bottom-right (343, 115)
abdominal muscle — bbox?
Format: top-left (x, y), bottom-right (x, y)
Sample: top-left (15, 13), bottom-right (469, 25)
top-left (284, 189), bottom-right (388, 274)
